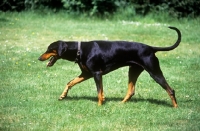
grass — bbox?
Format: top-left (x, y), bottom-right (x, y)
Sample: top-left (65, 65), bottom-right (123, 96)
top-left (0, 11), bottom-right (200, 131)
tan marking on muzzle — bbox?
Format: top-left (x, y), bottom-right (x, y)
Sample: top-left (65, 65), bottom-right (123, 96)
top-left (40, 52), bottom-right (57, 61)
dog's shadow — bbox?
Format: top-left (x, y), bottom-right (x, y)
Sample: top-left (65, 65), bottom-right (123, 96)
top-left (64, 96), bottom-right (172, 107)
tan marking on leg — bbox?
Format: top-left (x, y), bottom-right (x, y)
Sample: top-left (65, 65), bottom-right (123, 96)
top-left (58, 76), bottom-right (85, 100)
top-left (97, 80), bottom-right (104, 106)
top-left (122, 81), bottom-right (135, 103)
top-left (166, 90), bottom-right (178, 108)
top-left (122, 66), bottom-right (143, 103)
top-left (165, 84), bottom-right (178, 108)
top-left (98, 88), bottom-right (104, 106)
top-left (102, 92), bottom-right (105, 101)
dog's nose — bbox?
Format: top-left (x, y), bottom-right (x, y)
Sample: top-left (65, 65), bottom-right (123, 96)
top-left (38, 56), bottom-right (44, 61)
top-left (38, 57), bottom-right (41, 61)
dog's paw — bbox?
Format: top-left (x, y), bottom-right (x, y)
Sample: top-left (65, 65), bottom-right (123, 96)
top-left (58, 96), bottom-right (65, 101)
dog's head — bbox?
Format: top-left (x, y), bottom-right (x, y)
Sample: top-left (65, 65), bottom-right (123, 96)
top-left (38, 41), bottom-right (67, 67)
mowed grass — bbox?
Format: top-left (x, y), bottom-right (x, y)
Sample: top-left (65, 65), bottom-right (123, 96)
top-left (0, 11), bottom-right (200, 131)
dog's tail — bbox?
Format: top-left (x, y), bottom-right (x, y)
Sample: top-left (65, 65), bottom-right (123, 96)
top-left (153, 26), bottom-right (181, 52)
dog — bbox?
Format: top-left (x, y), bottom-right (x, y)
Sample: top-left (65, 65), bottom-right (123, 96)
top-left (38, 26), bottom-right (181, 107)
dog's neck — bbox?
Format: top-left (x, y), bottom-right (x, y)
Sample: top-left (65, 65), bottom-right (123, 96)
top-left (61, 42), bottom-right (81, 62)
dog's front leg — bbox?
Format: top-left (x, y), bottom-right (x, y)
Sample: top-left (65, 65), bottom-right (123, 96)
top-left (93, 71), bottom-right (105, 106)
top-left (58, 73), bottom-right (91, 100)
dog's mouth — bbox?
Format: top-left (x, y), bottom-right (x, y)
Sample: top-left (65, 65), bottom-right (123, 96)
top-left (47, 56), bottom-right (58, 67)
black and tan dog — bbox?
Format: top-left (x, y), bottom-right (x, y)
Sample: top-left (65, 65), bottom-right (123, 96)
top-left (38, 27), bottom-right (181, 107)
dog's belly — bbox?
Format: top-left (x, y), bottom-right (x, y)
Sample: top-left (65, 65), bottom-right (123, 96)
top-left (101, 61), bottom-right (138, 75)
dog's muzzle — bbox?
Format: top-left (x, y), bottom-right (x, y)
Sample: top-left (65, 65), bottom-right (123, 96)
top-left (38, 54), bottom-right (58, 67)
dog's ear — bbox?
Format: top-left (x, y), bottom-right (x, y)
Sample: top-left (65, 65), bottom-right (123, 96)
top-left (58, 41), bottom-right (68, 56)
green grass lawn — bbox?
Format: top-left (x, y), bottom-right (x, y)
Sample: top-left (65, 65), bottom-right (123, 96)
top-left (0, 11), bottom-right (200, 131)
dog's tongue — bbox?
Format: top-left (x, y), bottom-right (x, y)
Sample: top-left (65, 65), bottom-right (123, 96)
top-left (47, 56), bottom-right (57, 67)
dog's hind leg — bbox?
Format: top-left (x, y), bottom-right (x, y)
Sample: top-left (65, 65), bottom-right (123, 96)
top-left (143, 56), bottom-right (178, 107)
top-left (122, 64), bottom-right (144, 103)
top-left (58, 72), bottom-right (92, 100)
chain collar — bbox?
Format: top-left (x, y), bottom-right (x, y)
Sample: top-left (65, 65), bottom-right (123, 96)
top-left (75, 41), bottom-right (81, 63)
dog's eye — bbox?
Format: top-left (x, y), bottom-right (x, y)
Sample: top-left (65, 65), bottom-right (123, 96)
top-left (47, 49), bottom-right (56, 53)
